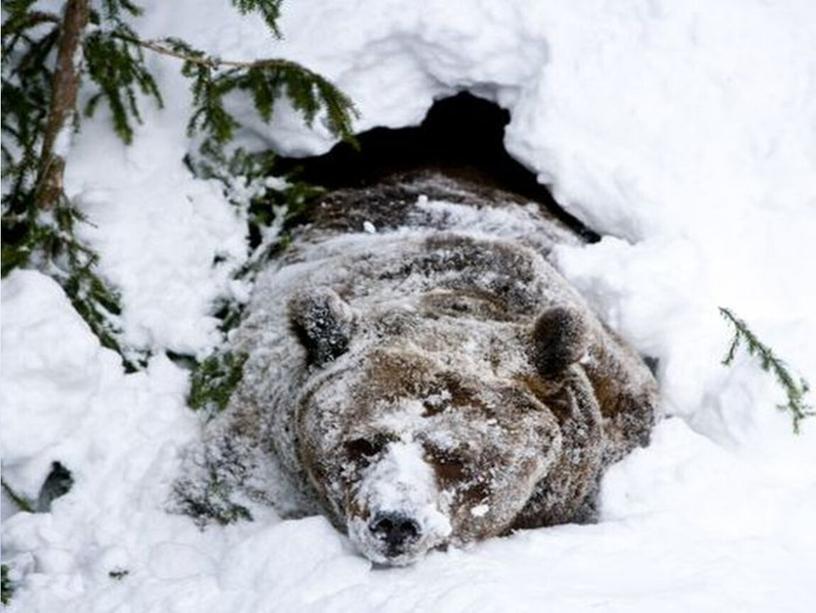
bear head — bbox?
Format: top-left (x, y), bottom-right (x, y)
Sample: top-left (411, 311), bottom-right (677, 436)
top-left (289, 286), bottom-right (594, 566)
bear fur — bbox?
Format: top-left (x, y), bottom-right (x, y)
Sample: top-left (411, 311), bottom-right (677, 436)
top-left (178, 172), bottom-right (659, 566)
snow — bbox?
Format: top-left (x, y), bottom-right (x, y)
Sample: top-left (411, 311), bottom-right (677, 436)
top-left (3, 0), bottom-right (816, 611)
top-left (66, 64), bottom-right (249, 357)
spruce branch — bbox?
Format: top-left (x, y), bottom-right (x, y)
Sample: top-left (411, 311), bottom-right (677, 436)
top-left (1, 479), bottom-right (35, 514)
top-left (1, 10), bottom-right (60, 57)
top-left (109, 34), bottom-right (359, 144)
top-left (2, 0), bottom-right (356, 371)
top-left (99, 0), bottom-right (142, 19)
top-left (1, 3), bottom-right (59, 179)
top-left (2, 0), bottom-right (135, 369)
top-left (112, 33), bottom-right (306, 70)
top-left (230, 0), bottom-right (284, 38)
top-left (1, 564), bottom-right (12, 605)
top-left (83, 23), bottom-right (163, 143)
top-left (1, 194), bottom-right (140, 369)
top-left (719, 307), bottom-right (814, 433)
top-left (188, 350), bottom-right (249, 415)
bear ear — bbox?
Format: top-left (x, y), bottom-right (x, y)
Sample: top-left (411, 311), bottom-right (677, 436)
top-left (530, 306), bottom-right (591, 376)
top-left (289, 287), bottom-right (356, 367)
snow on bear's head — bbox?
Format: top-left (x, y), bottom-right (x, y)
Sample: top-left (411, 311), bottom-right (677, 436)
top-left (289, 286), bottom-right (585, 566)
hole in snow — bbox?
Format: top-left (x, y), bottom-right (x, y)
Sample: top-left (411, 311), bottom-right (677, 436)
top-left (278, 92), bottom-right (599, 241)
top-left (36, 461), bottom-right (74, 512)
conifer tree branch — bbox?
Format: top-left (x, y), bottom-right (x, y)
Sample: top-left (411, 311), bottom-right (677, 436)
top-left (34, 0), bottom-right (89, 210)
top-left (719, 307), bottom-right (814, 433)
top-left (21, 10), bottom-right (61, 24)
top-left (1, 480), bottom-right (35, 514)
top-left (2, 0), bottom-right (356, 371)
top-left (1, 9), bottom-right (60, 51)
top-left (109, 33), bottom-right (358, 144)
top-left (1, 563), bottom-right (11, 606)
top-left (111, 33), bottom-right (326, 77)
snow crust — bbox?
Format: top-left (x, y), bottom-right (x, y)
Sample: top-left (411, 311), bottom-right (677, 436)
top-left (3, 0), bottom-right (816, 611)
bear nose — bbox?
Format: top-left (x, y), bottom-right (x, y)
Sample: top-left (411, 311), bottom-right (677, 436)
top-left (369, 512), bottom-right (421, 549)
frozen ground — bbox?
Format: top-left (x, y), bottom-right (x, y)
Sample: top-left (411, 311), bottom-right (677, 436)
top-left (2, 0), bottom-right (816, 611)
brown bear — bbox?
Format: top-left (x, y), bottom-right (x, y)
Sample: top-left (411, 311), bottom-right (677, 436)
top-left (179, 172), bottom-right (658, 566)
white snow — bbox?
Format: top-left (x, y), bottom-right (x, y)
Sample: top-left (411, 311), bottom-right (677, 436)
top-left (470, 504), bottom-right (489, 518)
top-left (66, 64), bottom-right (250, 357)
top-left (3, 0), bottom-right (816, 611)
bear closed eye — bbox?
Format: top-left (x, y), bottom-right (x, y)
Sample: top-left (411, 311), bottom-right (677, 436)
top-left (175, 172), bottom-right (659, 565)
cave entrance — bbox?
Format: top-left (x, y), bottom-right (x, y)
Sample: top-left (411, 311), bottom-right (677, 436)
top-left (277, 92), bottom-right (597, 240)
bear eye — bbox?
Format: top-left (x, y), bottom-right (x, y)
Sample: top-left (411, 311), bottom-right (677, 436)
top-left (345, 435), bottom-right (388, 462)
top-left (426, 449), bottom-right (469, 483)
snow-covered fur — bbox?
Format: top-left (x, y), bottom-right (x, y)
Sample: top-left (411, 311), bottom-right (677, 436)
top-left (181, 172), bottom-right (659, 565)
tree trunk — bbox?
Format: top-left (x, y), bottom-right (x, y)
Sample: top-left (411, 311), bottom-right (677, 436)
top-left (35, 0), bottom-right (89, 209)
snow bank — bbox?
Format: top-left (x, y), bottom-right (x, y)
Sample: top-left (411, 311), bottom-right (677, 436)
top-left (3, 0), bottom-right (816, 611)
top-left (65, 61), bottom-right (249, 357)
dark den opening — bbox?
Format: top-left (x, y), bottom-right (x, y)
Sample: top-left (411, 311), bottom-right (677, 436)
top-left (277, 92), bottom-right (599, 241)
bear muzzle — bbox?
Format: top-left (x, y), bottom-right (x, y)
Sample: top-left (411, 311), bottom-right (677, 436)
top-left (344, 440), bottom-right (453, 565)
top-left (347, 505), bottom-right (449, 566)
